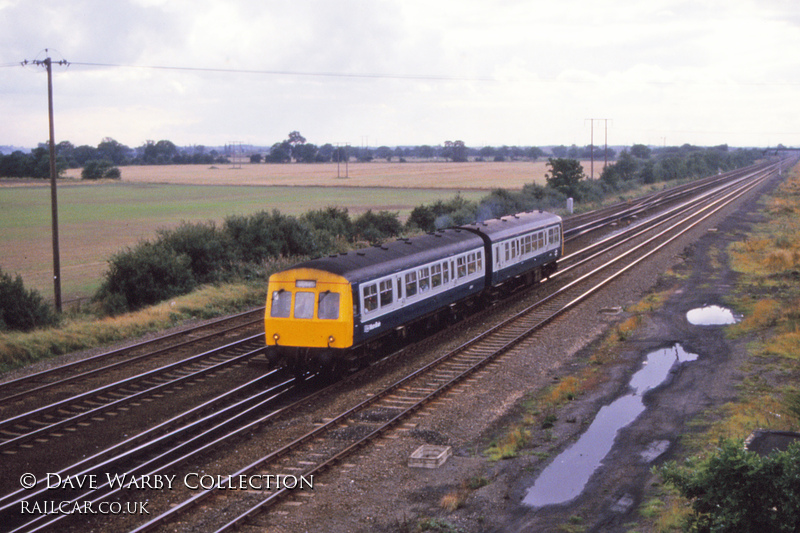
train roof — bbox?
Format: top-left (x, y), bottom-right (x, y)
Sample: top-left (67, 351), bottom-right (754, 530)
top-left (461, 210), bottom-right (562, 242)
top-left (289, 228), bottom-right (485, 284)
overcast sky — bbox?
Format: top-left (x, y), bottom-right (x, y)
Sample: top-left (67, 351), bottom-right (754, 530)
top-left (2, 0), bottom-right (799, 150)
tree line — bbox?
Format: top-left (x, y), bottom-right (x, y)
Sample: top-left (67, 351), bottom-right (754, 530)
top-left (0, 131), bottom-right (555, 179)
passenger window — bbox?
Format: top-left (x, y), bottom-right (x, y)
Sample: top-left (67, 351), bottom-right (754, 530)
top-left (363, 284), bottom-right (378, 312)
top-left (270, 290), bottom-right (292, 318)
top-left (405, 271), bottom-right (418, 297)
top-left (431, 264), bottom-right (442, 287)
top-left (419, 267), bottom-right (430, 292)
top-left (379, 279), bottom-right (393, 306)
top-left (318, 292), bottom-right (340, 319)
top-left (443, 262), bottom-right (450, 283)
top-left (505, 242), bottom-right (510, 261)
top-left (477, 250), bottom-right (483, 271)
top-left (294, 291), bottom-right (314, 319)
top-left (538, 232), bottom-right (544, 249)
top-left (457, 256), bottom-right (467, 278)
top-left (467, 253), bottom-right (476, 274)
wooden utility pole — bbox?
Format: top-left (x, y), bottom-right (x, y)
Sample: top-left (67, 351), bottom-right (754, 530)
top-left (25, 52), bottom-right (67, 312)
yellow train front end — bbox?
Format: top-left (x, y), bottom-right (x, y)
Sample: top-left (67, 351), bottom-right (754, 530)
top-left (264, 268), bottom-right (354, 376)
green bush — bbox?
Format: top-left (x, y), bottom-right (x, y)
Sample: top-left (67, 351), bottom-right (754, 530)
top-left (223, 209), bottom-right (321, 262)
top-left (660, 439), bottom-right (800, 532)
top-left (96, 242), bottom-right (196, 313)
top-left (155, 222), bottom-right (232, 283)
top-left (0, 268), bottom-right (58, 331)
top-left (81, 159), bottom-right (121, 180)
top-left (300, 206), bottom-right (354, 251)
top-left (353, 210), bottom-right (402, 244)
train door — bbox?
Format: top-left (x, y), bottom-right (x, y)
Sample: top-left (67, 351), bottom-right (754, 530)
top-left (396, 276), bottom-right (404, 305)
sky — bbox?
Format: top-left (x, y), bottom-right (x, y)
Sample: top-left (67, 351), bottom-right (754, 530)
top-left (2, 0), bottom-right (799, 151)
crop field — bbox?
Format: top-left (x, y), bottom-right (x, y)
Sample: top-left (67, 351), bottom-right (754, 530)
top-left (62, 160), bottom-right (566, 189)
top-left (3, 161), bottom-right (575, 303)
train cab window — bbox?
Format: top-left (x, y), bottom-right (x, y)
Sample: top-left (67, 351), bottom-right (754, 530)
top-left (270, 290), bottom-right (292, 318)
top-left (318, 291), bottom-right (340, 319)
top-left (379, 279), bottom-right (393, 306)
top-left (405, 271), bottom-right (418, 297)
top-left (549, 227), bottom-right (559, 244)
top-left (431, 263), bottom-right (442, 288)
top-left (363, 284), bottom-right (378, 312)
top-left (419, 267), bottom-right (430, 292)
top-left (294, 291), bottom-right (314, 319)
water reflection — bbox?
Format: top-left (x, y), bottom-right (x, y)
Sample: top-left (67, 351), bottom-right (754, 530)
top-left (523, 344), bottom-right (698, 507)
top-left (686, 305), bottom-right (737, 325)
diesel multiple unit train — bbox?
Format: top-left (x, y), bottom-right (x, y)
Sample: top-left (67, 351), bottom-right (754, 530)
top-left (264, 210), bottom-right (563, 377)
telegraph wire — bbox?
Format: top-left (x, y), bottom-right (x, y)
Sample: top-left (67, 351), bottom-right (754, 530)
top-left (68, 61), bottom-right (496, 83)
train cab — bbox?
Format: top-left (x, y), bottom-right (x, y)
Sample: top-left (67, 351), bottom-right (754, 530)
top-left (264, 267), bottom-right (354, 374)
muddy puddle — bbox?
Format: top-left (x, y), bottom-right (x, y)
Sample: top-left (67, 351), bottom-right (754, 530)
top-left (523, 344), bottom-right (699, 507)
top-left (686, 305), bottom-right (737, 325)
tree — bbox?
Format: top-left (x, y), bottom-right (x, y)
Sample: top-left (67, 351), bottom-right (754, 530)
top-left (287, 131), bottom-right (306, 161)
top-left (526, 146), bottom-right (544, 160)
top-left (417, 145), bottom-right (435, 159)
top-left (545, 158), bottom-right (585, 198)
top-left (96, 138), bottom-right (131, 165)
top-left (141, 140), bottom-right (179, 164)
top-left (82, 159), bottom-right (121, 180)
top-left (375, 146), bottom-right (393, 161)
top-left (630, 144), bottom-right (651, 159)
top-left (266, 142), bottom-right (291, 163)
top-left (293, 143), bottom-right (318, 163)
top-left (442, 140), bottom-right (468, 162)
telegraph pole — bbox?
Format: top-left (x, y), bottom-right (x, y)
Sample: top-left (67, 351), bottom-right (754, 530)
top-left (24, 51), bottom-right (68, 312)
top-left (585, 118), bottom-right (611, 179)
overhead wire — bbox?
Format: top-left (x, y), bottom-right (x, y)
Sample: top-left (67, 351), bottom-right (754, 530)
top-left (68, 61), bottom-right (497, 83)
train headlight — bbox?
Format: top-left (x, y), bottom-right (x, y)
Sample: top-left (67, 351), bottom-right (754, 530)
top-left (328, 335), bottom-right (335, 346)
top-left (272, 333), bottom-right (280, 343)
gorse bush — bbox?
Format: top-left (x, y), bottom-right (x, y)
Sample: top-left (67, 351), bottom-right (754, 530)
top-left (0, 268), bottom-right (58, 331)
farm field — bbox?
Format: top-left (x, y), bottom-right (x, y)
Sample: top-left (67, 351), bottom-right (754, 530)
top-left (62, 159), bottom-right (574, 189)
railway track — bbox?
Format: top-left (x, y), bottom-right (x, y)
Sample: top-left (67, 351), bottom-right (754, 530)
top-left (0, 308), bottom-right (265, 410)
top-left (0, 158), bottom-right (789, 532)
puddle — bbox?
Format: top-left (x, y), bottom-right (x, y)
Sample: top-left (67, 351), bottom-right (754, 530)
top-left (523, 344), bottom-right (698, 508)
top-left (686, 305), bottom-right (737, 325)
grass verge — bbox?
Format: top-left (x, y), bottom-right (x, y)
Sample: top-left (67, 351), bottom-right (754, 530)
top-left (0, 282), bottom-right (265, 374)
